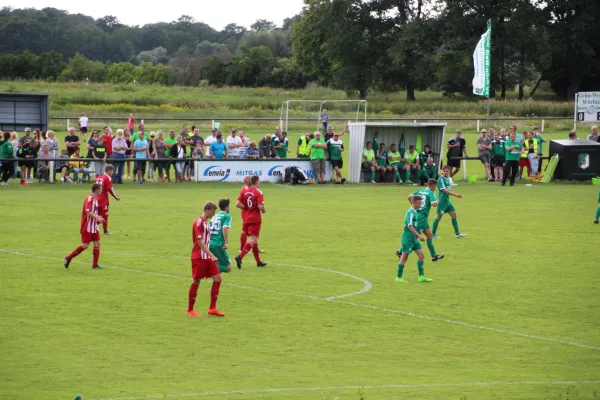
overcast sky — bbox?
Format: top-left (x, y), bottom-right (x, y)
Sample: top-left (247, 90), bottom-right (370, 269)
top-left (10, 0), bottom-right (306, 30)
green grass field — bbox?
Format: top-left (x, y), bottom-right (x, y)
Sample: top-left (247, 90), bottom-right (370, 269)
top-left (1, 182), bottom-right (599, 400)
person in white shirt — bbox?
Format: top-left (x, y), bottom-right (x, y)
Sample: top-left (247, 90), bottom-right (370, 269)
top-left (204, 128), bottom-right (218, 156)
top-left (78, 113), bottom-right (89, 141)
top-left (226, 129), bottom-right (243, 158)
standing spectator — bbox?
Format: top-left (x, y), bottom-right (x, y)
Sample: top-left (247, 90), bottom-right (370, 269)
top-left (0, 132), bottom-right (14, 185)
top-left (227, 129), bottom-right (243, 159)
top-left (568, 130), bottom-right (579, 140)
top-left (204, 128), bottom-right (218, 156)
top-left (103, 127), bottom-right (114, 160)
top-left (153, 131), bottom-right (168, 183)
top-left (476, 129), bottom-right (493, 181)
top-left (43, 130), bottom-right (60, 158)
top-left (282, 132), bottom-right (290, 156)
top-left (79, 113), bottom-right (89, 141)
top-left (404, 144), bottom-right (421, 184)
top-left (29, 134), bottom-right (40, 180)
top-left (446, 130), bottom-right (467, 177)
top-left (324, 122), bottom-right (348, 142)
top-left (258, 135), bottom-right (277, 159)
top-left (296, 133), bottom-right (312, 158)
top-left (309, 131), bottom-right (327, 184)
top-left (65, 128), bottom-right (80, 156)
top-left (587, 126), bottom-right (599, 142)
top-left (242, 142), bottom-right (260, 159)
top-left (362, 141), bottom-right (378, 184)
top-left (10, 132), bottom-right (18, 179)
top-left (522, 131), bottom-right (539, 177)
top-left (238, 130), bottom-right (251, 155)
top-left (165, 130), bottom-right (178, 183)
top-left (491, 130), bottom-right (506, 182)
top-left (18, 127), bottom-right (32, 148)
top-left (319, 109), bottom-right (328, 135)
top-left (272, 131), bottom-right (286, 159)
top-left (326, 131), bottom-right (346, 184)
top-left (170, 135), bottom-right (187, 183)
top-left (124, 130), bottom-right (133, 180)
top-left (86, 130), bottom-right (98, 174)
top-left (376, 142), bottom-right (389, 182)
top-left (128, 113), bottom-right (135, 135)
top-left (502, 130), bottom-right (522, 187)
top-left (132, 124), bottom-right (145, 142)
top-left (112, 129), bottom-right (128, 184)
top-left (532, 128), bottom-right (548, 174)
top-left (518, 130), bottom-right (531, 178)
top-left (190, 127), bottom-right (204, 180)
top-left (17, 138), bottom-right (34, 184)
top-left (512, 125), bottom-right (524, 143)
top-left (180, 125), bottom-right (193, 181)
top-left (147, 132), bottom-right (156, 182)
top-left (133, 131), bottom-right (149, 184)
top-left (209, 133), bottom-right (228, 160)
top-left (70, 147), bottom-right (90, 183)
top-left (93, 135), bottom-right (108, 176)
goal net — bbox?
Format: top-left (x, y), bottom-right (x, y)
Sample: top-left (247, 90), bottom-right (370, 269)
top-left (279, 100), bottom-right (367, 134)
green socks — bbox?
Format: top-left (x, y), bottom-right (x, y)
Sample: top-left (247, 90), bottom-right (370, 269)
top-left (405, 169), bottom-right (410, 182)
top-left (417, 260), bottom-right (424, 276)
top-left (395, 170), bottom-right (402, 182)
top-left (426, 238), bottom-right (436, 257)
top-left (451, 218), bottom-right (460, 235)
top-left (432, 219), bottom-right (440, 235)
top-left (371, 170), bottom-right (376, 181)
top-left (595, 206), bottom-right (600, 221)
top-left (397, 264), bottom-right (405, 278)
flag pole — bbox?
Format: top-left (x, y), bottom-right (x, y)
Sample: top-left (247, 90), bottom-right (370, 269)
top-left (486, 19), bottom-right (492, 123)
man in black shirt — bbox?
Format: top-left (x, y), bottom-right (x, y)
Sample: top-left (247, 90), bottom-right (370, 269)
top-left (65, 128), bottom-right (81, 156)
top-left (446, 130), bottom-right (468, 177)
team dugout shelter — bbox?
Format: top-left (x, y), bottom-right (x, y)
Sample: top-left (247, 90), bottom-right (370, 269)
top-left (347, 122), bottom-right (447, 183)
top-left (0, 92), bottom-right (49, 131)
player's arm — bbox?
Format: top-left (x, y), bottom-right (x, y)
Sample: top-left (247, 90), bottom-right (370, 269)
top-left (222, 226), bottom-right (229, 249)
top-left (335, 122), bottom-right (348, 136)
top-left (258, 204), bottom-right (266, 213)
top-left (236, 194), bottom-right (245, 210)
top-left (407, 223), bottom-right (424, 242)
top-left (108, 186), bottom-right (120, 201)
top-left (441, 188), bottom-right (462, 198)
top-left (197, 237), bottom-right (217, 261)
top-left (430, 192), bottom-right (438, 207)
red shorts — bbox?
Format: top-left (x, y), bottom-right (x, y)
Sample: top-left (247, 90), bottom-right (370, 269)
top-left (81, 231), bottom-right (100, 244)
top-left (242, 222), bottom-right (262, 238)
top-left (98, 204), bottom-right (109, 219)
top-left (191, 259), bottom-right (221, 280)
top-left (519, 158), bottom-right (530, 167)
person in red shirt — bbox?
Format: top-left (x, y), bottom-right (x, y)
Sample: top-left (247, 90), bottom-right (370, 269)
top-left (235, 175), bottom-right (267, 268)
top-left (187, 201), bottom-right (225, 317)
top-left (95, 165), bottom-right (120, 235)
top-left (238, 175), bottom-right (251, 251)
top-left (103, 127), bottom-right (114, 158)
top-left (64, 184), bottom-right (105, 269)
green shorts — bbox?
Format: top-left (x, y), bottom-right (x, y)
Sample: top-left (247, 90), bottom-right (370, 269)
top-left (390, 162), bottom-right (405, 169)
top-left (400, 240), bottom-right (422, 254)
top-left (209, 245), bottom-right (231, 272)
top-left (437, 202), bottom-right (456, 215)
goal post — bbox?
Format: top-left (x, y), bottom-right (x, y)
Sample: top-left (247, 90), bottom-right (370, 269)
top-left (279, 100), bottom-right (367, 133)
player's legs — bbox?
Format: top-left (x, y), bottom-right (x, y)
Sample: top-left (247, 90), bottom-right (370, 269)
top-left (510, 161), bottom-right (518, 186)
top-left (432, 213), bottom-right (443, 236)
top-left (92, 240), bottom-right (101, 268)
top-left (594, 205), bottom-right (600, 223)
top-left (403, 164), bottom-right (411, 183)
top-left (396, 251), bottom-right (410, 282)
top-left (415, 248), bottom-right (432, 282)
top-left (484, 161), bottom-right (491, 180)
top-left (207, 273), bottom-right (225, 316)
top-left (188, 276), bottom-right (201, 316)
top-left (100, 206), bottom-right (110, 234)
top-left (370, 165), bottom-right (376, 183)
top-left (422, 228), bottom-right (444, 261)
top-left (64, 241), bottom-right (90, 268)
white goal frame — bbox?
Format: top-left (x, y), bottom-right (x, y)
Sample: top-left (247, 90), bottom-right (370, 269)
top-left (279, 100), bottom-right (368, 132)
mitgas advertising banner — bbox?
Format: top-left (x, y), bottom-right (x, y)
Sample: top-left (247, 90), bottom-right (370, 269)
top-left (194, 160), bottom-right (333, 182)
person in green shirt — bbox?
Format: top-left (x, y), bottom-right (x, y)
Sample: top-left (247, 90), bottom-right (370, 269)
top-left (432, 165), bottom-right (466, 239)
top-left (387, 143), bottom-right (405, 184)
top-left (375, 142), bottom-right (389, 182)
top-left (326, 133), bottom-right (346, 184)
top-left (309, 132), bottom-right (327, 184)
top-left (419, 157), bottom-right (438, 185)
top-left (594, 189), bottom-right (600, 224)
top-left (502, 130), bottom-right (522, 187)
top-left (490, 130), bottom-right (506, 182)
top-left (408, 179), bottom-right (445, 262)
top-left (395, 195), bottom-right (432, 283)
top-left (273, 132), bottom-right (287, 159)
top-left (362, 141), bottom-right (379, 184)
top-left (209, 199), bottom-right (233, 273)
top-left (404, 145), bottom-right (421, 184)
top-left (0, 131), bottom-right (14, 185)
top-left (164, 130), bottom-right (178, 183)
top-left (533, 128), bottom-right (548, 174)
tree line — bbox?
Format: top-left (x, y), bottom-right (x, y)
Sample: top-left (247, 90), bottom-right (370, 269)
top-left (0, 1), bottom-right (598, 99)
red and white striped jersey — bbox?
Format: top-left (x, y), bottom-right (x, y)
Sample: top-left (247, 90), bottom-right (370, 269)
top-left (80, 195), bottom-right (99, 234)
top-left (191, 216), bottom-right (211, 260)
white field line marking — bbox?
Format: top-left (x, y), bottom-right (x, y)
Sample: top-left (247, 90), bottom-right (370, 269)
top-left (95, 380), bottom-right (600, 400)
top-left (1, 249), bottom-right (598, 352)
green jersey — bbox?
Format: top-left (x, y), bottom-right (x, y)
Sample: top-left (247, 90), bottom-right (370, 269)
top-left (504, 140), bottom-right (522, 161)
top-left (413, 188), bottom-right (437, 218)
top-left (209, 211), bottom-right (232, 247)
top-left (491, 138), bottom-right (506, 157)
top-left (273, 137), bottom-right (287, 158)
top-left (535, 135), bottom-right (545, 153)
top-left (402, 207), bottom-right (419, 242)
top-left (327, 139), bottom-right (344, 160)
top-left (376, 150), bottom-right (388, 166)
top-left (165, 137), bottom-right (177, 148)
top-left (309, 139), bottom-right (326, 160)
top-left (437, 175), bottom-right (452, 206)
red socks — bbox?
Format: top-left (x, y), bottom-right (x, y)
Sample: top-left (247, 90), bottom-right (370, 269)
top-left (252, 244), bottom-right (262, 263)
top-left (102, 218), bottom-right (108, 233)
top-left (240, 232), bottom-right (247, 251)
top-left (92, 248), bottom-right (100, 266)
top-left (67, 245), bottom-right (85, 260)
top-left (210, 281), bottom-right (221, 309)
top-left (188, 283), bottom-right (199, 312)
top-left (239, 242), bottom-right (253, 260)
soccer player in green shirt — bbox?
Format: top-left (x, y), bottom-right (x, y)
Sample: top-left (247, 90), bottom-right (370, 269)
top-left (594, 189), bottom-right (600, 224)
top-left (376, 142), bottom-right (389, 182)
top-left (326, 133), bottom-right (346, 184)
top-left (408, 179), bottom-right (445, 262)
top-left (209, 199), bottom-right (233, 273)
top-left (395, 195), bottom-right (432, 283)
top-left (387, 143), bottom-right (405, 184)
top-left (432, 165), bottom-right (466, 239)
top-left (362, 141), bottom-right (378, 184)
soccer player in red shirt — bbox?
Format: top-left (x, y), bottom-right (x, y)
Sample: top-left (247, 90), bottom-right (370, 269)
top-left (187, 201), bottom-right (226, 317)
top-left (235, 175), bottom-right (267, 268)
top-left (95, 165), bottom-right (120, 235)
top-left (64, 184), bottom-right (105, 269)
top-left (238, 175), bottom-right (252, 251)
